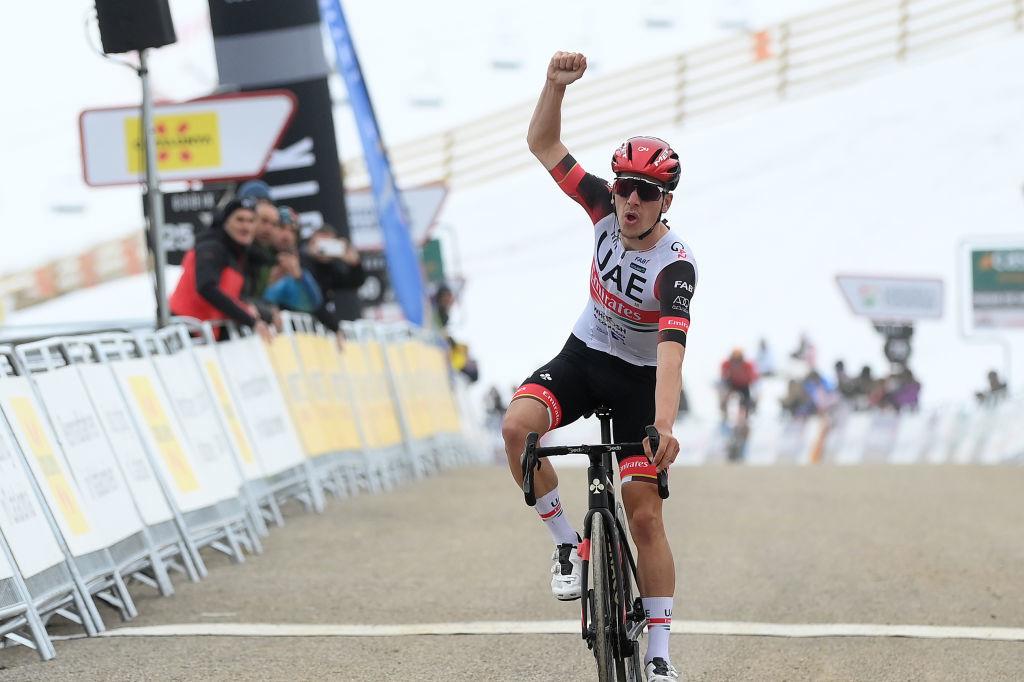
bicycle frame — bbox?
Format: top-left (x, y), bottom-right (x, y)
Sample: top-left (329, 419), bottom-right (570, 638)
top-left (577, 409), bottom-right (643, 657)
top-left (521, 410), bottom-right (668, 668)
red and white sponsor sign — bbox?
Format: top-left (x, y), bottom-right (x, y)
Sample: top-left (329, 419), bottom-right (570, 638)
top-left (80, 90), bottom-right (296, 187)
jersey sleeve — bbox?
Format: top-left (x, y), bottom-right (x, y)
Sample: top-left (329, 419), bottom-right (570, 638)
top-left (549, 153), bottom-right (613, 225)
top-left (656, 259), bottom-right (696, 347)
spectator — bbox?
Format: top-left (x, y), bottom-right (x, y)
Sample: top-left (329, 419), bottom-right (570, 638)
top-left (485, 386), bottom-right (506, 420)
top-left (754, 338), bottom-right (776, 377)
top-left (241, 197), bottom-right (284, 323)
top-left (169, 198), bottom-right (271, 341)
top-left (789, 332), bottom-right (817, 368)
top-left (262, 216), bottom-right (323, 314)
top-left (780, 379), bottom-right (811, 417)
top-left (302, 225), bottom-right (367, 330)
top-left (853, 365), bottom-right (874, 406)
top-left (888, 367), bottom-right (921, 412)
top-left (834, 360), bottom-right (860, 402)
top-left (433, 283), bottom-right (456, 330)
top-left (448, 337), bottom-right (479, 383)
top-left (976, 369), bottom-right (1008, 406)
top-left (803, 369), bottom-right (837, 414)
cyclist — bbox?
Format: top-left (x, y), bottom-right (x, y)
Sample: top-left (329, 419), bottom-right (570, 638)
top-left (501, 51), bottom-right (695, 681)
top-left (719, 348), bottom-right (758, 423)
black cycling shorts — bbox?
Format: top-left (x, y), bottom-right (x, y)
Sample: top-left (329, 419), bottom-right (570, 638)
top-left (724, 384), bottom-right (753, 410)
top-left (513, 335), bottom-right (658, 477)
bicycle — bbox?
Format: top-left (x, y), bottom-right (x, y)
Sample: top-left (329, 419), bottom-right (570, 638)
top-left (520, 407), bottom-right (669, 682)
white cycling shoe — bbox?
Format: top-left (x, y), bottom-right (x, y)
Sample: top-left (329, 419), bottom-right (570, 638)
top-left (645, 657), bottom-right (681, 681)
top-left (550, 543), bottom-right (582, 601)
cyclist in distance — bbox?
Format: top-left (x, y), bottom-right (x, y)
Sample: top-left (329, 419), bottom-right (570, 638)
top-left (501, 51), bottom-right (696, 681)
top-left (720, 348), bottom-right (758, 424)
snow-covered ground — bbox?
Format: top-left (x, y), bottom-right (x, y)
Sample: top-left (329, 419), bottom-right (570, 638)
top-left (2, 3), bottom-right (1023, 418)
top-left (0, 0), bottom-right (838, 272)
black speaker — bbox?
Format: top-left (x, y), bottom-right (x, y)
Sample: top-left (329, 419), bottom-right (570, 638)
top-left (95, 0), bottom-right (177, 54)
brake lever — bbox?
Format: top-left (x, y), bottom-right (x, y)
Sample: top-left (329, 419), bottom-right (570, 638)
top-left (645, 425), bottom-right (670, 500)
top-left (521, 432), bottom-right (540, 506)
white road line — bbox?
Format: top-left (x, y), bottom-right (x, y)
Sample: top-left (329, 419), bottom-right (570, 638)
top-left (97, 620), bottom-right (1024, 642)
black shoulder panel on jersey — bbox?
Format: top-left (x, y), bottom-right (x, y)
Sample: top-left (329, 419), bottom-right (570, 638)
top-left (656, 259), bottom-right (696, 346)
top-left (550, 153), bottom-right (613, 225)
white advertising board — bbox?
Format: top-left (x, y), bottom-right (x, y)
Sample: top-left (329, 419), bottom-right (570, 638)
top-left (836, 275), bottom-right (944, 321)
top-left (0, 377), bottom-right (105, 557)
top-left (76, 365), bottom-right (173, 527)
top-left (345, 184), bottom-right (447, 250)
top-left (80, 91), bottom-right (295, 186)
top-left (33, 368), bottom-right (144, 548)
top-left (111, 359), bottom-right (227, 511)
top-left (217, 337), bottom-right (305, 475)
top-left (150, 352), bottom-right (243, 494)
top-left (0, 425), bottom-right (65, 578)
top-left (193, 346), bottom-right (264, 482)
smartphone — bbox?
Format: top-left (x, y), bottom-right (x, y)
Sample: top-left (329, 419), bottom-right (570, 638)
top-left (316, 238), bottom-right (347, 258)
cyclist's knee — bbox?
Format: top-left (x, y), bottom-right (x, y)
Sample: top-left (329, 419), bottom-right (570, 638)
top-left (501, 399), bottom-right (549, 451)
top-left (627, 502), bottom-right (665, 546)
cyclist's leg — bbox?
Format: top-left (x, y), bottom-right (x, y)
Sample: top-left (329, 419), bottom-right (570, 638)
top-left (501, 336), bottom-right (591, 493)
top-left (503, 337), bottom-right (595, 601)
top-left (602, 364), bottom-right (677, 668)
top-left (621, 482), bottom-right (675, 668)
top-left (501, 397), bottom-right (554, 490)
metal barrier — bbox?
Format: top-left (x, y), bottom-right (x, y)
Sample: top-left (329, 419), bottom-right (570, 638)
top-left (0, 315), bottom-right (475, 662)
top-left (341, 0), bottom-right (1024, 188)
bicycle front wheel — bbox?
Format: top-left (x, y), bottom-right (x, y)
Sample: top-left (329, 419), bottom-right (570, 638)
top-left (589, 512), bottom-right (616, 681)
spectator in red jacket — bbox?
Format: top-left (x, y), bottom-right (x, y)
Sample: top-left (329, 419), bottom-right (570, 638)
top-left (169, 198), bottom-right (272, 341)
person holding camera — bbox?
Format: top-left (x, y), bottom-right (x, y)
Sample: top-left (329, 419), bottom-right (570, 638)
top-left (262, 213), bottom-right (323, 314)
top-left (301, 225), bottom-right (367, 330)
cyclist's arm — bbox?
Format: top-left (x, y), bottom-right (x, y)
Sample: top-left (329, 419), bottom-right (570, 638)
top-left (654, 343), bottom-right (685, 432)
top-left (527, 51), bottom-right (586, 169)
top-left (653, 259), bottom-right (697, 431)
top-left (527, 79), bottom-right (570, 171)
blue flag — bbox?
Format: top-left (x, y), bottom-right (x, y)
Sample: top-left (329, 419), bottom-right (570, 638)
top-left (320, 0), bottom-right (425, 325)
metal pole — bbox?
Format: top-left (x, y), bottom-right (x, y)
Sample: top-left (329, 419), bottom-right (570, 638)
top-left (139, 49), bottom-right (170, 329)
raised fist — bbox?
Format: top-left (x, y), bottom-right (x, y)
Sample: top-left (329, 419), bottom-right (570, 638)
top-left (547, 51), bottom-right (587, 86)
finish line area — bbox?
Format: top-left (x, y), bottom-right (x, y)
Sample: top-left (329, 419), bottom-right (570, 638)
top-left (86, 619), bottom-right (1024, 641)
top-left (3, 465), bottom-right (1022, 681)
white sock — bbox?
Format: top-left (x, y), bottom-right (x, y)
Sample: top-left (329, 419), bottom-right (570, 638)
top-left (535, 487), bottom-right (578, 546)
top-left (643, 596), bottom-right (673, 664)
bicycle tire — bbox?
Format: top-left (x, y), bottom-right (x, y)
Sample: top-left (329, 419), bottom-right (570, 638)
top-left (615, 504), bottom-right (645, 682)
top-left (590, 513), bottom-right (616, 681)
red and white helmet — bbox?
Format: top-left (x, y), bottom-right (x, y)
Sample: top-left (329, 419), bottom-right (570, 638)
top-left (610, 136), bottom-right (681, 191)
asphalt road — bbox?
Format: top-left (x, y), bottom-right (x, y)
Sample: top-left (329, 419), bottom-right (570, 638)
top-left (2, 464), bottom-right (1022, 681)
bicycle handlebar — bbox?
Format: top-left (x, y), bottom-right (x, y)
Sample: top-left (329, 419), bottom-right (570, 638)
top-left (520, 426), bottom-right (669, 506)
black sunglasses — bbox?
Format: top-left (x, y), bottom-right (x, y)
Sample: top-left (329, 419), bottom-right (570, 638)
top-left (612, 177), bottom-right (664, 202)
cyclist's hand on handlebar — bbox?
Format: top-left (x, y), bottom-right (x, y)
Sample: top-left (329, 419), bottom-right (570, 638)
top-left (547, 51), bottom-right (587, 86)
top-left (643, 427), bottom-right (680, 473)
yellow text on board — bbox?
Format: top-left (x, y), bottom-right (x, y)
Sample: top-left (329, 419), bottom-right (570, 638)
top-left (8, 397), bottom-right (91, 536)
top-left (127, 376), bottom-right (200, 494)
top-left (125, 112), bottom-right (222, 173)
top-left (204, 361), bottom-right (255, 464)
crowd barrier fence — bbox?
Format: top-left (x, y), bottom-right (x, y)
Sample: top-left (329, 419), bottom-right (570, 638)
top-left (0, 314), bottom-right (483, 662)
top-left (670, 398), bottom-right (1024, 465)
